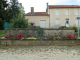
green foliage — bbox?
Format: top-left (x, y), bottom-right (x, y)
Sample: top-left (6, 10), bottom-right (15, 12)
top-left (9, 0), bottom-right (20, 18)
top-left (68, 26), bottom-right (74, 29)
top-left (10, 13), bottom-right (28, 28)
top-left (0, 0), bottom-right (25, 29)
top-left (0, 0), bottom-right (8, 29)
top-left (59, 26), bottom-right (65, 29)
top-left (38, 29), bottom-right (43, 37)
top-left (67, 45), bottom-right (70, 47)
top-left (0, 19), bottom-right (4, 30)
top-left (0, 41), bottom-right (1, 46)
top-left (0, 30), bottom-right (5, 35)
top-left (67, 26), bottom-right (78, 32)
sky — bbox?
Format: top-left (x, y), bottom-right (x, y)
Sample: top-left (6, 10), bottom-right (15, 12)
top-left (8, 0), bottom-right (80, 13)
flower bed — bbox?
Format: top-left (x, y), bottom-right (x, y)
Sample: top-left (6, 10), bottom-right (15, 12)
top-left (1, 34), bottom-right (78, 40)
top-left (46, 34), bottom-right (78, 40)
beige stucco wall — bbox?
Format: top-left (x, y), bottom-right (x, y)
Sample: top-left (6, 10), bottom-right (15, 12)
top-left (25, 8), bottom-right (80, 28)
top-left (49, 8), bottom-right (80, 28)
top-left (25, 16), bottom-right (49, 28)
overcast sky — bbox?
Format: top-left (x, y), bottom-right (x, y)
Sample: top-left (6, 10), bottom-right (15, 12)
top-left (8, 0), bottom-right (80, 13)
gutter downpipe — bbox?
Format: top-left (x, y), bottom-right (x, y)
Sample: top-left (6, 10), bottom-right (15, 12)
top-left (49, 7), bottom-right (50, 28)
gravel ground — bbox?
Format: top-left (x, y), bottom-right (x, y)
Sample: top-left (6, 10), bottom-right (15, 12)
top-left (0, 46), bottom-right (80, 60)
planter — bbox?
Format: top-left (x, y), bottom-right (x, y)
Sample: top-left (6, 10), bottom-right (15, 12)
top-left (0, 39), bottom-right (80, 46)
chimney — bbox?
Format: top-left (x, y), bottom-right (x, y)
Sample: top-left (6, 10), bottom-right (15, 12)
top-left (31, 7), bottom-right (34, 15)
top-left (47, 3), bottom-right (48, 8)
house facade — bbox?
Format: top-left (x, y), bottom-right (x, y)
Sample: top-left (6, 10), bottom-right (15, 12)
top-left (25, 3), bottom-right (80, 28)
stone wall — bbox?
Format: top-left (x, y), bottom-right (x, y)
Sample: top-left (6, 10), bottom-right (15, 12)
top-left (4, 28), bottom-right (75, 37)
top-left (4, 28), bottom-right (38, 37)
top-left (0, 39), bottom-right (80, 46)
top-left (74, 32), bottom-right (80, 36)
top-left (43, 29), bottom-right (75, 37)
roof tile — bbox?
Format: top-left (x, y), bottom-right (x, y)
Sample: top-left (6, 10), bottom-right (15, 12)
top-left (25, 12), bottom-right (49, 16)
top-left (49, 5), bottom-right (80, 8)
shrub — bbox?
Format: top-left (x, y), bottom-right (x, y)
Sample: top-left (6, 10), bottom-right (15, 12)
top-left (67, 26), bottom-right (78, 32)
top-left (10, 13), bottom-right (28, 28)
top-left (38, 29), bottom-right (43, 37)
top-left (68, 26), bottom-right (78, 32)
top-left (60, 26), bottom-right (65, 29)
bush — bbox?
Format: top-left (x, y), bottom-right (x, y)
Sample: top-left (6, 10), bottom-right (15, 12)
top-left (10, 13), bottom-right (28, 28)
top-left (67, 26), bottom-right (78, 32)
top-left (61, 26), bottom-right (65, 28)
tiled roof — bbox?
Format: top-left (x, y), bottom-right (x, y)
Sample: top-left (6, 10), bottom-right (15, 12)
top-left (49, 5), bottom-right (80, 8)
top-left (25, 12), bottom-right (49, 16)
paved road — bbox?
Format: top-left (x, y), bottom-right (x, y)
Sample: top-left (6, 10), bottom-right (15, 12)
top-left (0, 46), bottom-right (80, 60)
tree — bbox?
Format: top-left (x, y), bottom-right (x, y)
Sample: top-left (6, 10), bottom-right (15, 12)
top-left (0, 0), bottom-right (8, 29)
top-left (7, 0), bottom-right (25, 22)
top-left (0, 0), bottom-right (8, 20)
top-left (10, 13), bottom-right (28, 28)
top-left (18, 3), bottom-right (25, 13)
top-left (9, 0), bottom-right (20, 18)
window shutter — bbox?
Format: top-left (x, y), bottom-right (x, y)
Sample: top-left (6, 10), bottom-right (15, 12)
top-left (75, 9), bottom-right (79, 15)
top-left (65, 9), bottom-right (69, 15)
top-left (55, 9), bottom-right (59, 15)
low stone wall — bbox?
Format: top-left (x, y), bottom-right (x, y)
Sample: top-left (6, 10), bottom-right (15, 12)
top-left (4, 28), bottom-right (75, 37)
top-left (43, 29), bottom-right (75, 36)
top-left (4, 28), bottom-right (38, 37)
top-left (0, 39), bottom-right (80, 46)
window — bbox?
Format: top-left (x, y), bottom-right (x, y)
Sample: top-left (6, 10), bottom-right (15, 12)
top-left (39, 20), bottom-right (46, 28)
top-left (75, 18), bottom-right (78, 25)
top-left (75, 9), bottom-right (79, 15)
top-left (65, 9), bottom-right (69, 15)
top-left (55, 9), bottom-right (59, 15)
top-left (56, 19), bottom-right (60, 24)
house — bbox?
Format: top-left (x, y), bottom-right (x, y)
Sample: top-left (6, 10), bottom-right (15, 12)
top-left (25, 3), bottom-right (80, 28)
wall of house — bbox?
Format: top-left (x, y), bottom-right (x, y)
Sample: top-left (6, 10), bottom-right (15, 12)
top-left (25, 16), bottom-right (49, 28)
top-left (49, 8), bottom-right (80, 28)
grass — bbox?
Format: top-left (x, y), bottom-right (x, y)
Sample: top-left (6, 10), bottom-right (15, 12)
top-left (0, 44), bottom-right (10, 50)
top-left (0, 30), bottom-right (5, 35)
top-left (0, 30), bottom-right (6, 38)
top-left (75, 30), bottom-right (80, 32)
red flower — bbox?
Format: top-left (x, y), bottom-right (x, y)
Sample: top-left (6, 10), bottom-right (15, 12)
top-left (15, 34), bottom-right (24, 39)
top-left (15, 36), bottom-right (20, 39)
top-left (50, 36), bottom-right (54, 39)
top-left (18, 34), bottom-right (24, 38)
top-left (63, 37), bottom-right (67, 39)
top-left (8, 35), bottom-right (15, 38)
top-left (73, 36), bottom-right (78, 39)
top-left (55, 35), bottom-right (62, 37)
top-left (67, 34), bottom-right (74, 39)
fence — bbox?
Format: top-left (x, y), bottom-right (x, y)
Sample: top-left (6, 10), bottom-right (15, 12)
top-left (4, 22), bottom-right (10, 29)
